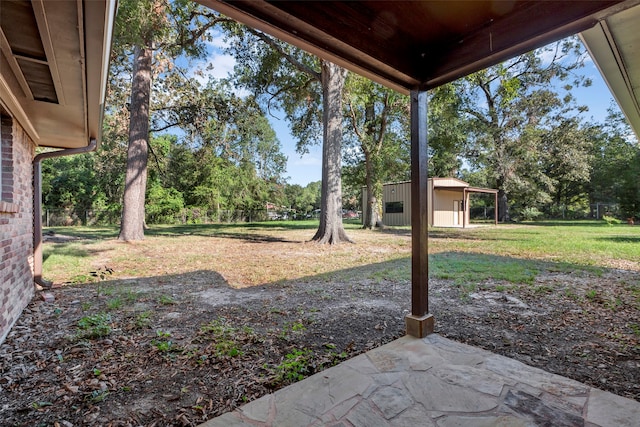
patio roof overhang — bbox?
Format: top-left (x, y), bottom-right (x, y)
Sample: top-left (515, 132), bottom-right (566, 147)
top-left (196, 0), bottom-right (640, 337)
top-left (0, 0), bottom-right (116, 149)
top-left (466, 187), bottom-right (499, 195)
top-left (581, 5), bottom-right (640, 139)
top-left (196, 1), bottom-right (640, 140)
top-left (435, 186), bottom-right (497, 194)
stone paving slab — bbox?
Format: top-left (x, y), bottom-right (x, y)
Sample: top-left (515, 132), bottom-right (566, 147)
top-left (200, 334), bottom-right (640, 427)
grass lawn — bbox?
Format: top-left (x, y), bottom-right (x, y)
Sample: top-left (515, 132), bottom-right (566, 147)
top-left (43, 220), bottom-right (640, 288)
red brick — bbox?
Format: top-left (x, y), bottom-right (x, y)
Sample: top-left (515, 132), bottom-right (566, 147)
top-left (0, 114), bottom-right (35, 344)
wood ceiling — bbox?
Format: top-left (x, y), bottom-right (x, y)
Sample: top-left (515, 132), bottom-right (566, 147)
top-left (197, 1), bottom-right (639, 93)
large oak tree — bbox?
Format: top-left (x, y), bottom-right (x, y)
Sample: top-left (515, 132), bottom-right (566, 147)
top-left (115, 0), bottom-right (228, 240)
top-left (227, 26), bottom-right (352, 243)
top-left (459, 39), bottom-right (591, 221)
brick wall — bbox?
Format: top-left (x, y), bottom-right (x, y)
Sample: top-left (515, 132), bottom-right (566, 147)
top-left (1, 114), bottom-right (35, 344)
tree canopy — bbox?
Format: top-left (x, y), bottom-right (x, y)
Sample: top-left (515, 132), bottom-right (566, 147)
top-left (41, 11), bottom-right (639, 229)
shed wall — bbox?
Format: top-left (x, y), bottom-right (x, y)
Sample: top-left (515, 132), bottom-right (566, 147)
top-left (364, 179), bottom-right (482, 227)
top-left (382, 181), bottom-right (411, 226)
top-left (432, 189), bottom-right (464, 227)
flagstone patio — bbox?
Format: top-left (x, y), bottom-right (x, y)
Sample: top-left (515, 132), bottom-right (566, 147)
top-left (200, 334), bottom-right (640, 427)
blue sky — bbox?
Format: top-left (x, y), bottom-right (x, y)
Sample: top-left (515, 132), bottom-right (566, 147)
top-left (191, 33), bottom-right (324, 186)
top-left (193, 34), bottom-right (620, 187)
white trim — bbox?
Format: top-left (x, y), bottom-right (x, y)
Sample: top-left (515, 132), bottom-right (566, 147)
top-left (0, 75), bottom-right (40, 144)
top-left (100, 1), bottom-right (117, 106)
top-left (581, 13), bottom-right (640, 139)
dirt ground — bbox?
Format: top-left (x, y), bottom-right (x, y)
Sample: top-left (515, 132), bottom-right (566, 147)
top-left (1, 229), bottom-right (639, 426)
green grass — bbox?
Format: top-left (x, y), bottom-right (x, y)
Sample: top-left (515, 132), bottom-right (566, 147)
top-left (424, 221), bottom-right (640, 287)
top-left (429, 252), bottom-right (539, 285)
top-left (42, 220), bottom-right (639, 288)
top-left (431, 221), bottom-right (640, 266)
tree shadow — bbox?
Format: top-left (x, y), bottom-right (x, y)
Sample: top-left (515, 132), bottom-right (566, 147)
top-left (147, 221), bottom-right (321, 237)
top-left (42, 242), bottom-right (110, 263)
top-left (525, 220), bottom-right (608, 227)
top-left (596, 235), bottom-right (640, 243)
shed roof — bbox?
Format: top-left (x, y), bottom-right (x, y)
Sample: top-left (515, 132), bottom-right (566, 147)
top-left (431, 177), bottom-right (469, 189)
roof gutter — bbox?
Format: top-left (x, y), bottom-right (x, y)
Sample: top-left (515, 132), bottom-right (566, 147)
top-left (33, 138), bottom-right (97, 289)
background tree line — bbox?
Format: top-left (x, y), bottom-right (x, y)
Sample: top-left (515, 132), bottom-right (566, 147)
top-left (41, 0), bottom-right (640, 232)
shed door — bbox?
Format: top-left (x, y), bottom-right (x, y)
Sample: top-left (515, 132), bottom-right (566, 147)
top-left (453, 201), bottom-right (460, 226)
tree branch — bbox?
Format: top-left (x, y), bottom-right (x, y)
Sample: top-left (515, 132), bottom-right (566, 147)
top-left (248, 28), bottom-right (321, 81)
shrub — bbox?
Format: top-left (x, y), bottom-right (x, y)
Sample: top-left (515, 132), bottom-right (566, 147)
top-left (602, 215), bottom-right (621, 225)
top-left (519, 207), bottom-right (543, 221)
top-left (145, 182), bottom-right (184, 224)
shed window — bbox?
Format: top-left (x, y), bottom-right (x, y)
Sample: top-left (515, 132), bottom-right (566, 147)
top-left (385, 201), bottom-right (403, 214)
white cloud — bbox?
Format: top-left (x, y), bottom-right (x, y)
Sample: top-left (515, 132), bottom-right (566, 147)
top-left (187, 30), bottom-right (253, 97)
top-left (191, 52), bottom-right (236, 85)
top-left (292, 155), bottom-right (322, 166)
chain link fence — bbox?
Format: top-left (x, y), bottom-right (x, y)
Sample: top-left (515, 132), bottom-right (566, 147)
top-left (40, 208), bottom-right (300, 227)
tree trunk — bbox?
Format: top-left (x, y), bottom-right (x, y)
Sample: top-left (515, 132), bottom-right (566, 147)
top-left (119, 45), bottom-right (152, 241)
top-left (363, 152), bottom-right (380, 229)
top-left (312, 61), bottom-right (352, 244)
top-left (498, 189), bottom-right (510, 222)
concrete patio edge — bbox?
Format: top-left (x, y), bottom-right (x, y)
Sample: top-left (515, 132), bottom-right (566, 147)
top-left (199, 334), bottom-right (640, 426)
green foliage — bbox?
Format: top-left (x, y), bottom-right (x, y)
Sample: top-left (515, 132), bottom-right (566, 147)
top-left (199, 319), bottom-right (255, 358)
top-left (32, 401), bottom-right (53, 409)
top-left (225, 25), bottom-right (323, 151)
top-left (616, 148), bottom-right (640, 220)
top-left (585, 289), bottom-right (598, 300)
top-left (77, 314), bottom-right (112, 339)
top-left (157, 295), bottom-right (176, 305)
top-left (151, 330), bottom-right (180, 353)
top-left (270, 348), bottom-right (313, 384)
top-left (589, 109), bottom-right (640, 220)
top-left (152, 340), bottom-right (175, 352)
top-left (343, 74), bottom-right (410, 227)
top-left (145, 181), bottom-right (184, 224)
top-left (458, 39), bottom-right (594, 221)
top-left (428, 82), bottom-right (467, 177)
top-left (40, 153), bottom-right (98, 225)
top-left (280, 321), bottom-right (306, 340)
top-left (602, 215), bottom-right (621, 225)
top-left (284, 182), bottom-right (321, 217)
top-left (106, 298), bottom-right (123, 310)
top-left (134, 311), bottom-right (153, 329)
top-left (518, 207), bottom-right (544, 222)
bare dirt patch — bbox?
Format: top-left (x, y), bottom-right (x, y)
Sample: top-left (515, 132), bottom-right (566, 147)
top-left (1, 227), bottom-right (639, 426)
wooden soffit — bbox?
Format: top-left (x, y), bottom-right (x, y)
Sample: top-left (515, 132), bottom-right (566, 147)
top-left (0, 0), bottom-right (116, 149)
top-left (196, 1), bottom-right (639, 94)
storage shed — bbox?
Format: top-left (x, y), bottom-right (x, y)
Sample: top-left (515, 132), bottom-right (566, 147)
top-left (363, 178), bottom-right (498, 228)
